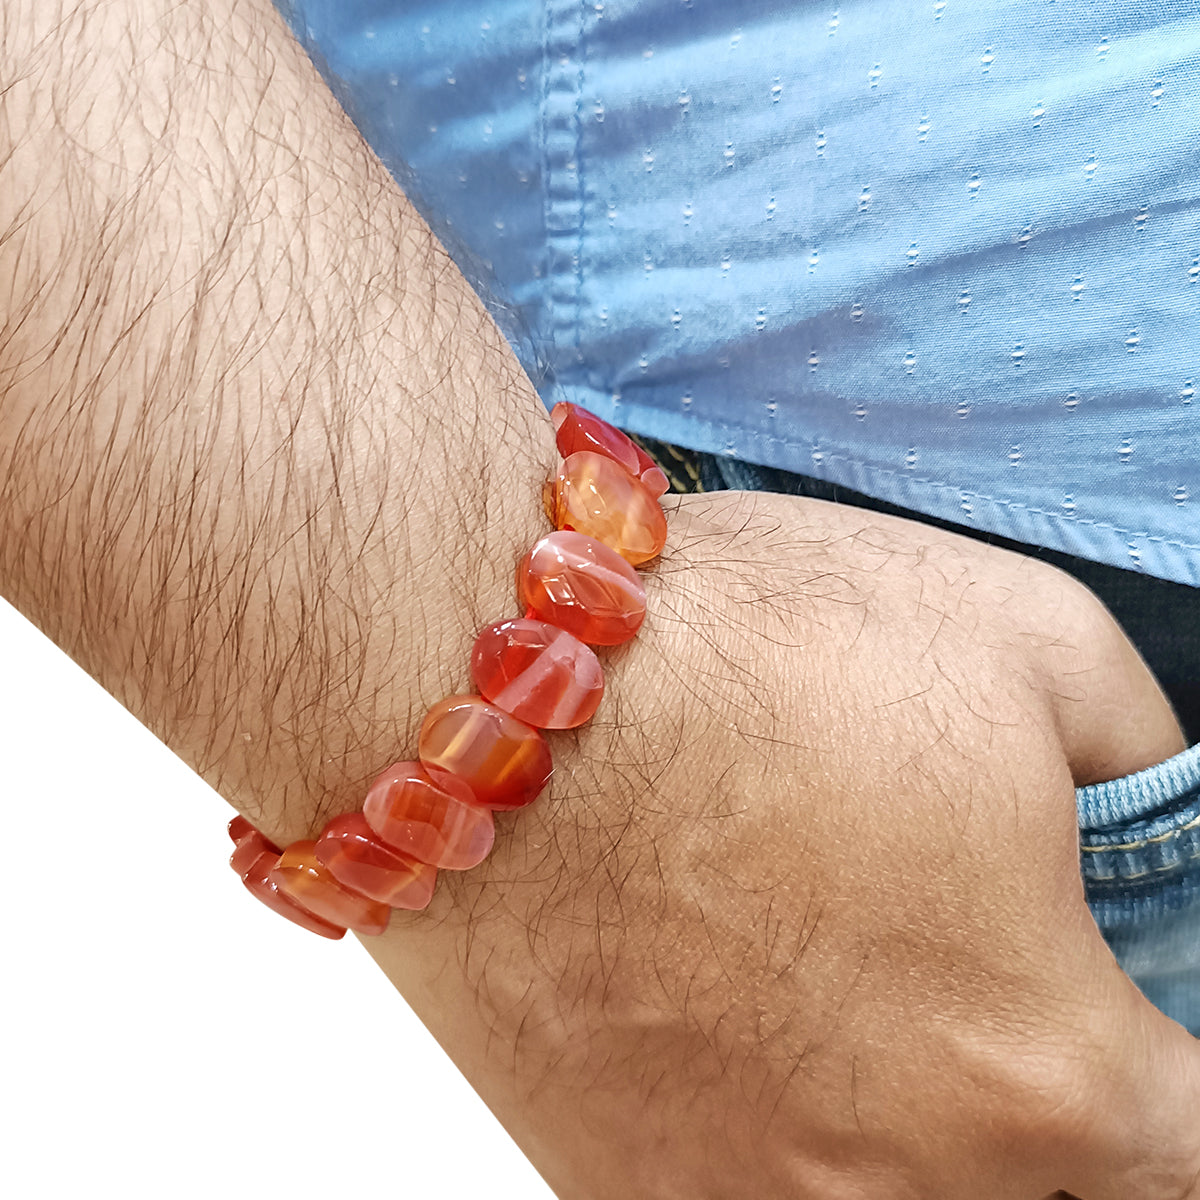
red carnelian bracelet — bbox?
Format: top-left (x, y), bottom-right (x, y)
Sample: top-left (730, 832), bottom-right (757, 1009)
top-left (227, 403), bottom-right (670, 939)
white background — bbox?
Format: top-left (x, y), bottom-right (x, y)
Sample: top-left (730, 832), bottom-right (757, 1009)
top-left (1, 598), bottom-right (555, 1200)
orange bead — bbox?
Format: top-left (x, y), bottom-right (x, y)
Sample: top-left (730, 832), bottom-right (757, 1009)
top-left (315, 813), bottom-right (437, 909)
top-left (229, 829), bottom-right (346, 939)
top-left (547, 451), bottom-right (667, 565)
top-left (270, 841), bottom-right (391, 936)
top-left (471, 617), bottom-right (604, 729)
top-left (362, 760), bottom-right (496, 867)
top-left (551, 402), bottom-right (669, 498)
top-left (419, 696), bottom-right (552, 811)
top-left (518, 530), bottom-right (646, 645)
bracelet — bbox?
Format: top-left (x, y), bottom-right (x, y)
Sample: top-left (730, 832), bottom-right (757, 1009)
top-left (227, 403), bottom-right (670, 939)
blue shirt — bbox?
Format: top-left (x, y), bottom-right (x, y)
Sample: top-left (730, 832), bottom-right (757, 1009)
top-left (280, 0), bottom-right (1200, 586)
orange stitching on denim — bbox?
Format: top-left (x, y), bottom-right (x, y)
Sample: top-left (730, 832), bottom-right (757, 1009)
top-left (1080, 808), bottom-right (1200, 853)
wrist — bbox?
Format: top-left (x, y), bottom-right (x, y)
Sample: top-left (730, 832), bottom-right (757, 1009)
top-left (0, 0), bottom-right (557, 844)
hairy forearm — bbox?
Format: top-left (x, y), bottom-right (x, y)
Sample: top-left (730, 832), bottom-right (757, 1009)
top-left (11, 7), bottom-right (1198, 1198)
top-left (0, 0), bottom-right (554, 840)
top-left (1, 6), bottom-right (629, 1183)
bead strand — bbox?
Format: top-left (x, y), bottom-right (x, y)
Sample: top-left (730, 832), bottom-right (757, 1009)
top-left (227, 404), bottom-right (667, 938)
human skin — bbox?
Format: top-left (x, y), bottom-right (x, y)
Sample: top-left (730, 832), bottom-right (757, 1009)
top-left (1, 2), bottom-right (1197, 1197)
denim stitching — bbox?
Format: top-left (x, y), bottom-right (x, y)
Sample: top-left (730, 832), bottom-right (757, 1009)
top-left (1085, 840), bottom-right (1200, 881)
top-left (1081, 807), bottom-right (1200, 853)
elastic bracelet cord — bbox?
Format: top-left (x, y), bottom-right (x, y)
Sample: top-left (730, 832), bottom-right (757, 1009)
top-left (227, 404), bottom-right (670, 939)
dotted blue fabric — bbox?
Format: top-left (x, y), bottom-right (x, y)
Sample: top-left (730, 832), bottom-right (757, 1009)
top-left (276, 0), bottom-right (1200, 1032)
top-left (280, 0), bottom-right (1200, 587)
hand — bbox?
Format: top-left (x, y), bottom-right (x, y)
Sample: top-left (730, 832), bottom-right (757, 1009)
top-left (368, 489), bottom-right (1197, 1200)
top-left (3, 4), bottom-right (1192, 1190)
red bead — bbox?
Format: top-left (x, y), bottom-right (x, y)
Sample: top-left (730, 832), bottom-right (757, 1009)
top-left (227, 815), bottom-right (263, 845)
top-left (471, 618), bottom-right (604, 729)
top-left (551, 402), bottom-right (669, 498)
top-left (547, 451), bottom-right (667, 565)
top-left (363, 760), bottom-right (496, 867)
top-left (638, 464), bottom-right (670, 498)
top-left (229, 828), bottom-right (270, 878)
top-left (419, 695), bottom-right (553, 811)
top-left (552, 401), bottom-right (641, 474)
top-left (270, 841), bottom-right (391, 936)
top-left (315, 813), bottom-right (437, 909)
top-left (229, 832), bottom-right (346, 939)
top-left (626, 439), bottom-right (670, 498)
top-left (518, 530), bottom-right (646, 646)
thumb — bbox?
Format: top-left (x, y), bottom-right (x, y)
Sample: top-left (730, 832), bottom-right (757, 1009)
top-left (1030, 582), bottom-right (1199, 1197)
top-left (1052, 942), bottom-right (1200, 1200)
top-left (1039, 580), bottom-right (1185, 787)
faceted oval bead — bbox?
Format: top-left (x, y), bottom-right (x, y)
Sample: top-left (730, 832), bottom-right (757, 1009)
top-left (230, 835), bottom-right (346, 939)
top-left (471, 618), bottom-right (604, 729)
top-left (548, 451), bottom-right (667, 565)
top-left (270, 841), bottom-right (391, 936)
top-left (552, 401), bottom-right (641, 475)
top-left (627, 439), bottom-right (670, 498)
top-left (315, 813), bottom-right (437, 909)
top-left (362, 760), bottom-right (496, 867)
top-left (230, 828), bottom-right (273, 878)
top-left (518, 530), bottom-right (646, 646)
top-left (227, 815), bottom-right (264, 846)
top-left (551, 402), bottom-right (669, 498)
top-left (419, 696), bottom-right (552, 811)
top-left (638, 463), bottom-right (670, 499)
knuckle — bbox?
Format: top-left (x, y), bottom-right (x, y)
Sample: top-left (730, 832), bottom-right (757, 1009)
top-left (986, 1026), bottom-right (1200, 1200)
top-left (961, 1031), bottom-right (1100, 1156)
top-left (1022, 559), bottom-right (1121, 643)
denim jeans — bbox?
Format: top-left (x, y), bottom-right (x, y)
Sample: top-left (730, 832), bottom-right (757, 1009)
top-left (1081, 745), bottom-right (1200, 1035)
top-left (668, 445), bottom-right (1200, 1034)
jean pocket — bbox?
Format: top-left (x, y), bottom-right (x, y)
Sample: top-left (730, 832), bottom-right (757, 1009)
top-left (1078, 743), bottom-right (1200, 922)
top-left (1078, 745), bottom-right (1200, 1033)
